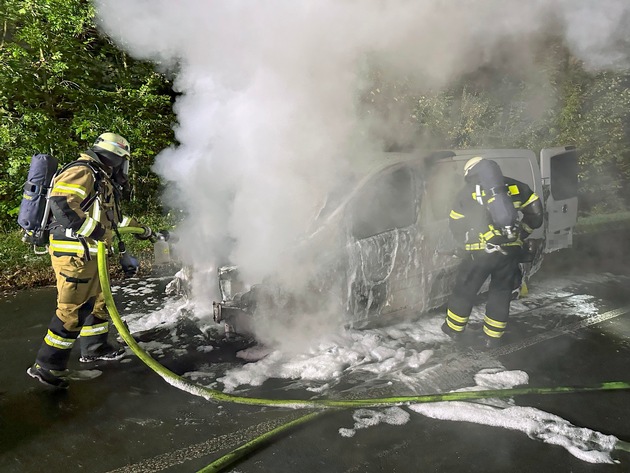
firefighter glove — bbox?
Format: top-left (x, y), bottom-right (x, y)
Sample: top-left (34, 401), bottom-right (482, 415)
top-left (135, 225), bottom-right (153, 241)
top-left (119, 252), bottom-right (139, 278)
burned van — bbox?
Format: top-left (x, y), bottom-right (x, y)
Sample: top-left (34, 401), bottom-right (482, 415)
top-left (213, 147), bottom-right (578, 332)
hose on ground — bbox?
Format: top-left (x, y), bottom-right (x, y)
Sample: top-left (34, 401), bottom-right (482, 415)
top-left (100, 228), bottom-right (630, 471)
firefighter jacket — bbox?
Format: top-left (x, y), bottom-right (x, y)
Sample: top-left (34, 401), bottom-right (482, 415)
top-left (48, 152), bottom-right (137, 259)
top-left (448, 177), bottom-right (543, 251)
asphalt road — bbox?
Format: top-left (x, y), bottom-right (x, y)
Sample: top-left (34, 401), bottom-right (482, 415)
top-left (2, 234), bottom-right (630, 473)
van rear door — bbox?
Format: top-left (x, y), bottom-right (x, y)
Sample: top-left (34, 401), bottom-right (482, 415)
top-left (540, 146), bottom-right (579, 252)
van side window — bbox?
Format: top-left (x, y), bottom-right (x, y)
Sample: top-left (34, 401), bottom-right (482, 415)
top-left (424, 161), bottom-right (462, 222)
top-left (351, 167), bottom-right (416, 239)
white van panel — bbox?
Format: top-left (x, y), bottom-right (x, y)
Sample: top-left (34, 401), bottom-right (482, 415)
top-left (540, 147), bottom-right (579, 252)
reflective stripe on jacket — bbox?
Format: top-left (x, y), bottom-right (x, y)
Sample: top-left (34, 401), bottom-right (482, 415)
top-left (48, 155), bottom-right (137, 258)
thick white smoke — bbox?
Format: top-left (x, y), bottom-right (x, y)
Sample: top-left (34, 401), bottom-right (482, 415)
top-left (94, 0), bottom-right (629, 347)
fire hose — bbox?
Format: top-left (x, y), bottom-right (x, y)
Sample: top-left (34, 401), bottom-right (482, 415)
top-left (100, 228), bottom-right (630, 471)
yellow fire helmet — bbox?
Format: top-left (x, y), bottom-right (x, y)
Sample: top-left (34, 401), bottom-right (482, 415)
top-left (464, 156), bottom-right (484, 176)
top-left (93, 132), bottom-right (130, 159)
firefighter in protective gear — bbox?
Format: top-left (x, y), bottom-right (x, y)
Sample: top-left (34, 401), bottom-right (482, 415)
top-left (442, 157), bottom-right (543, 348)
top-left (27, 132), bottom-right (153, 389)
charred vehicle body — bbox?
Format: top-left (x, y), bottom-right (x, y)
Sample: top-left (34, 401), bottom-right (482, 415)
top-left (213, 147), bottom-right (578, 333)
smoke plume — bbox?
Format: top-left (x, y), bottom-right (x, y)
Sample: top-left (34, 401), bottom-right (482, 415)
top-left (94, 0), bottom-right (630, 348)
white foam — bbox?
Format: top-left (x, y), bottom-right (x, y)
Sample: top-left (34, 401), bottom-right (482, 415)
top-left (408, 403), bottom-right (617, 464)
top-left (339, 407), bottom-right (410, 438)
top-left (115, 273), bottom-right (628, 464)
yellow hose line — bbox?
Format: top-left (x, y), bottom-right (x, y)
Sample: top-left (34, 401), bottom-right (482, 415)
top-left (104, 228), bottom-right (630, 473)
top-left (196, 411), bottom-right (325, 473)
top-left (100, 229), bottom-right (630, 410)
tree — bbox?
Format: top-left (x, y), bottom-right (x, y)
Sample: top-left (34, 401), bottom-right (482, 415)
top-left (0, 0), bottom-right (176, 227)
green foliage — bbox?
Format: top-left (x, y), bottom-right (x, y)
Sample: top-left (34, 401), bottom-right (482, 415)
top-left (363, 38), bottom-right (630, 214)
top-left (0, 228), bottom-right (54, 289)
top-left (569, 74), bottom-right (630, 213)
top-left (0, 0), bottom-right (176, 226)
top-left (1, 3), bottom-right (629, 229)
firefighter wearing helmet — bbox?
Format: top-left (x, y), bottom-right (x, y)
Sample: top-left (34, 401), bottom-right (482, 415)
top-left (27, 132), bottom-right (153, 389)
top-left (442, 156), bottom-right (543, 348)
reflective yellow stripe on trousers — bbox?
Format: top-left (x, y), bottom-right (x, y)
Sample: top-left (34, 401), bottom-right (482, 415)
top-left (44, 330), bottom-right (75, 349)
top-left (80, 322), bottom-right (109, 337)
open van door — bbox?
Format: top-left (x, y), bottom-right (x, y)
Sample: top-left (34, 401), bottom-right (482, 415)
top-left (540, 146), bottom-right (578, 253)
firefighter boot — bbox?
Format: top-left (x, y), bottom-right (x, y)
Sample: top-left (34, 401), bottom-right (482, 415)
top-left (79, 316), bottom-right (125, 363)
top-left (79, 332), bottom-right (125, 362)
top-left (482, 335), bottom-right (502, 350)
top-left (79, 338), bottom-right (125, 362)
top-left (441, 322), bottom-right (464, 340)
top-left (27, 363), bottom-right (70, 389)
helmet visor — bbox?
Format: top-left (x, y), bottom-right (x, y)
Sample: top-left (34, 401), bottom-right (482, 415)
top-left (121, 158), bottom-right (129, 177)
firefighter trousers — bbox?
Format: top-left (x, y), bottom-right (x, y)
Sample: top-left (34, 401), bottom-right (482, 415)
top-left (445, 250), bottom-right (520, 340)
top-left (35, 255), bottom-right (114, 371)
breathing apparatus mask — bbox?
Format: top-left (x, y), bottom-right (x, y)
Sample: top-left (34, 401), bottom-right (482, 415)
top-left (110, 157), bottom-right (130, 193)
